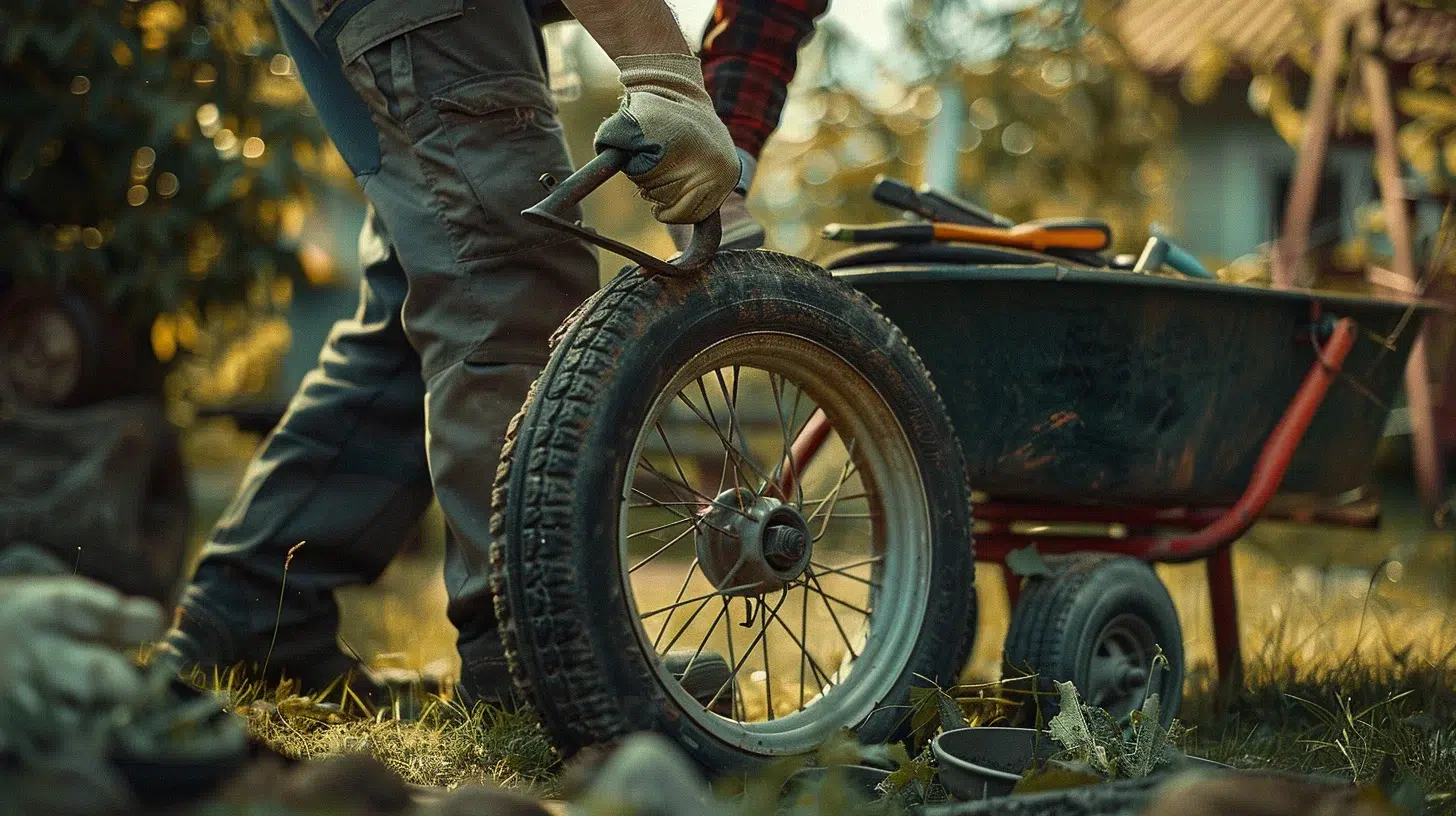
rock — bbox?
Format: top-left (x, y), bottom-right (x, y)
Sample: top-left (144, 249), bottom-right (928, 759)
top-left (0, 398), bottom-right (189, 608)
top-left (278, 753), bottom-right (416, 815)
top-left (425, 784), bottom-right (554, 816)
top-left (0, 754), bottom-right (138, 816)
top-left (569, 733), bottom-right (724, 816)
top-left (1144, 772), bottom-right (1399, 816)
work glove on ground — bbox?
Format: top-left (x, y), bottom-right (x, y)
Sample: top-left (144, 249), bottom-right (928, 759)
top-left (594, 53), bottom-right (743, 225)
top-left (0, 575), bottom-right (166, 754)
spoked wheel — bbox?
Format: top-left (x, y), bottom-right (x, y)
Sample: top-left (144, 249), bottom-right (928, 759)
top-left (489, 251), bottom-right (975, 772)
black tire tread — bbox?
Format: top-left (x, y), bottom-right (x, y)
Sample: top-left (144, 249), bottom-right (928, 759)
top-left (489, 250), bottom-right (976, 762)
top-left (1003, 554), bottom-right (1182, 726)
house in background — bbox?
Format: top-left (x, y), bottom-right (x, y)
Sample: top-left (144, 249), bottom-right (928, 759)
top-left (1114, 0), bottom-right (1456, 473)
top-left (1114, 0), bottom-right (1455, 276)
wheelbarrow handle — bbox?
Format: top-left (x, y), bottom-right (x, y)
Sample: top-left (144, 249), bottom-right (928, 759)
top-left (521, 147), bottom-right (722, 278)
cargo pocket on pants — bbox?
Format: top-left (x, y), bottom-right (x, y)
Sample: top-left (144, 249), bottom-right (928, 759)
top-left (425, 74), bottom-right (579, 263)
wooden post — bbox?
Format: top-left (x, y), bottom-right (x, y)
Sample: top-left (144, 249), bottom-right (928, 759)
top-left (1274, 7), bottom-right (1353, 289)
top-left (1360, 23), bottom-right (1447, 512)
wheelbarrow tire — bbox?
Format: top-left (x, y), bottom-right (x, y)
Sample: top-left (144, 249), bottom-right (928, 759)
top-left (488, 250), bottom-right (976, 773)
top-left (1002, 554), bottom-right (1183, 728)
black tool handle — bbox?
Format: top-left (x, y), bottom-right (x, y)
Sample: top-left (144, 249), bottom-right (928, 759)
top-left (870, 175), bottom-right (1014, 228)
top-left (871, 176), bottom-right (939, 221)
top-left (522, 147), bottom-right (722, 277)
top-left (918, 187), bottom-right (1015, 228)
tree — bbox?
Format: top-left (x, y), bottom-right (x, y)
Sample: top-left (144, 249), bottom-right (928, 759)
top-left (753, 0), bottom-right (1180, 260)
top-left (0, 0), bottom-right (330, 413)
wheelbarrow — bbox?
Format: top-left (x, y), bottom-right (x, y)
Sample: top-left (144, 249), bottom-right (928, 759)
top-left (487, 148), bottom-right (1439, 774)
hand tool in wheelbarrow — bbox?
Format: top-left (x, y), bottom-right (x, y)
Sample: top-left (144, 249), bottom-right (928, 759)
top-left (870, 175), bottom-right (1014, 228)
top-left (522, 147), bottom-right (723, 277)
top-left (822, 218), bottom-right (1113, 254)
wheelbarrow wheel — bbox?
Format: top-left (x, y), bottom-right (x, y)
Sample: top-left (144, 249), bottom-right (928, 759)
top-left (489, 250), bottom-right (975, 772)
top-left (1002, 554), bottom-right (1183, 727)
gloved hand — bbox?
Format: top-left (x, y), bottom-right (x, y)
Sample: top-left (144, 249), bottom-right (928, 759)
top-left (668, 152), bottom-right (764, 251)
top-left (0, 576), bottom-right (166, 751)
top-left (668, 191), bottom-right (763, 251)
top-left (594, 53), bottom-right (742, 225)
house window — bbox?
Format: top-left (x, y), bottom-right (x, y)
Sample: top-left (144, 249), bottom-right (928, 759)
top-left (1272, 170), bottom-right (1345, 248)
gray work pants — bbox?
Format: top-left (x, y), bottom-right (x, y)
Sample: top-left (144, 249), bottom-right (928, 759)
top-left (174, 0), bottom-right (598, 684)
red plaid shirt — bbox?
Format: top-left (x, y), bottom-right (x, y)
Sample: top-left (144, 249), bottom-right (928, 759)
top-left (700, 0), bottom-right (830, 158)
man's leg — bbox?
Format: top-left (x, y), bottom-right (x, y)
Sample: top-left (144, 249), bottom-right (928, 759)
top-left (167, 209), bottom-right (434, 693)
top-left (321, 0), bottom-right (599, 703)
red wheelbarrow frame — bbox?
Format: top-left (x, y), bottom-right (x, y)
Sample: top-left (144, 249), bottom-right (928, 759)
top-left (777, 315), bottom-right (1362, 686)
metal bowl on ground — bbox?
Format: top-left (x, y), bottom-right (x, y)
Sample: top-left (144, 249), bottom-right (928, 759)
top-left (931, 727), bottom-right (1228, 801)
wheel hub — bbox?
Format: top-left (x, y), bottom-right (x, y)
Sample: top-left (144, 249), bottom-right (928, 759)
top-left (696, 487), bottom-right (813, 596)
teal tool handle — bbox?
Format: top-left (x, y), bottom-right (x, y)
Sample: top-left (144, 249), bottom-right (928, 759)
top-left (1135, 232), bottom-right (1215, 280)
top-left (1162, 240), bottom-right (1214, 280)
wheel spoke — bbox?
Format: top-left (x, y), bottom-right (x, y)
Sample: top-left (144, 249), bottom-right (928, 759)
top-left (695, 376), bottom-right (737, 498)
top-left (804, 569), bottom-right (862, 660)
top-left (675, 391), bottom-right (776, 493)
top-left (760, 597), bottom-right (775, 721)
top-left (820, 554), bottom-right (884, 573)
top-left (720, 596), bottom-right (744, 721)
top-left (629, 524), bottom-right (698, 574)
top-left (810, 560), bottom-right (881, 589)
top-left (642, 584), bottom-right (756, 621)
top-left (635, 461), bottom-right (752, 521)
top-left (807, 439), bottom-right (859, 541)
top-left (655, 421), bottom-right (699, 508)
top-left (657, 595), bottom-right (715, 654)
top-left (705, 591), bottom-right (790, 712)
top-left (762, 598), bottom-right (834, 694)
top-left (768, 373), bottom-right (807, 507)
top-left (629, 487), bottom-right (737, 538)
top-left (798, 576), bottom-right (810, 708)
top-left (800, 491), bottom-right (870, 506)
top-left (676, 601), bottom-right (731, 675)
top-left (711, 367), bottom-right (746, 494)
top-left (655, 559), bottom-right (702, 649)
top-left (803, 576), bottom-right (873, 618)
top-left (627, 516), bottom-right (693, 540)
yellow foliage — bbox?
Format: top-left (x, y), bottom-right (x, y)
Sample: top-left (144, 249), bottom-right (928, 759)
top-left (151, 314), bottom-right (177, 363)
top-left (1396, 89), bottom-right (1456, 125)
top-left (1397, 122), bottom-right (1441, 183)
top-left (139, 0), bottom-right (186, 34)
top-left (1271, 103), bottom-right (1306, 146)
top-left (1180, 42), bottom-right (1230, 105)
top-left (1333, 237), bottom-right (1370, 271)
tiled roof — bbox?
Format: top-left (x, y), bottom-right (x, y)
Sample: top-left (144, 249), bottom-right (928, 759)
top-left (1115, 0), bottom-right (1302, 74)
top-left (1114, 0), bottom-right (1456, 75)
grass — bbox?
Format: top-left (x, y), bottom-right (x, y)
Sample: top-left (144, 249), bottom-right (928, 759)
top-left (197, 537), bottom-right (1456, 809)
top-left (1182, 657), bottom-right (1456, 810)
top-left (188, 665), bottom-right (560, 796)
top-left (182, 444), bottom-right (1456, 807)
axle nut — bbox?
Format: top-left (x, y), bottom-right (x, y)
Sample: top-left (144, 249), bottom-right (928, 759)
top-left (763, 524), bottom-right (808, 571)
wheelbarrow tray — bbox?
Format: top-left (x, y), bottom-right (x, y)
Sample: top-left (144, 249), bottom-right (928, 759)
top-left (832, 262), bottom-right (1440, 507)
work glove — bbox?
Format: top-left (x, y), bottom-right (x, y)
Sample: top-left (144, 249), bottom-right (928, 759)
top-left (594, 53), bottom-right (743, 225)
top-left (0, 576), bottom-right (166, 753)
top-left (669, 151), bottom-right (764, 251)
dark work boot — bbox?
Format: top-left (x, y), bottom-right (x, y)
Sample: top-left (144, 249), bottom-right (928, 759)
top-left (454, 638), bottom-right (737, 718)
top-left (663, 650), bottom-right (735, 717)
top-left (158, 573), bottom-right (396, 714)
top-left (454, 633), bottom-right (521, 711)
